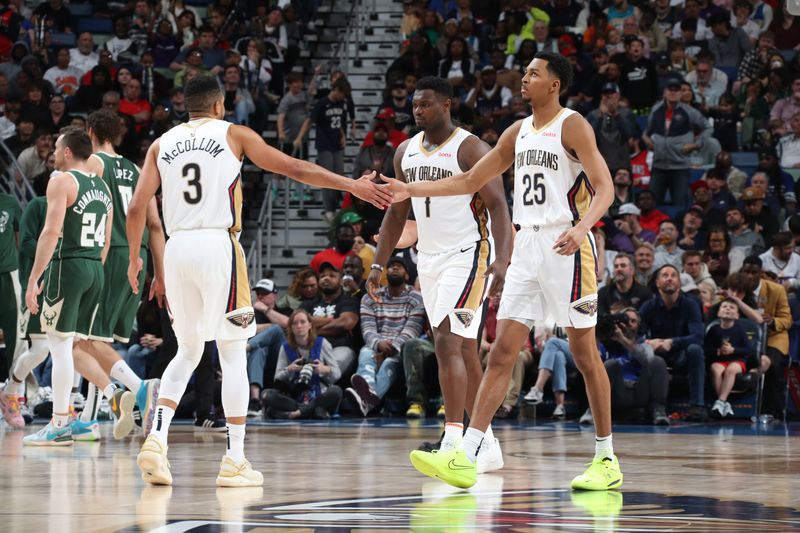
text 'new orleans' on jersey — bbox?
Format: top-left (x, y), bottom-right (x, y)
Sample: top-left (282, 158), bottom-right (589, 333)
top-left (94, 151), bottom-right (149, 247)
top-left (156, 118), bottom-right (243, 236)
top-left (401, 127), bottom-right (492, 255)
top-left (513, 109), bottom-right (594, 227)
top-left (59, 170), bottom-right (113, 261)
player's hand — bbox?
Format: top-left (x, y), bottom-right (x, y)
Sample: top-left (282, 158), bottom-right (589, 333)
top-left (351, 170), bottom-right (393, 209)
top-left (149, 274), bottom-right (166, 308)
top-left (485, 259), bottom-right (507, 297)
top-left (373, 220), bottom-right (418, 249)
top-left (25, 281), bottom-right (42, 315)
top-left (367, 267), bottom-right (383, 303)
top-left (128, 256), bottom-right (144, 294)
top-left (553, 226), bottom-right (588, 256)
top-left (378, 174), bottom-right (410, 203)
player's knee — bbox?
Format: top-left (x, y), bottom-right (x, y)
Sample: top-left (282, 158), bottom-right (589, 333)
top-left (486, 341), bottom-right (519, 369)
top-left (217, 339), bottom-right (247, 360)
top-left (178, 341), bottom-right (205, 364)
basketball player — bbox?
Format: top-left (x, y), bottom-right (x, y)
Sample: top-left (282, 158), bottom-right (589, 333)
top-left (22, 127), bottom-right (114, 445)
top-left (366, 76), bottom-right (512, 473)
top-left (72, 109), bottom-right (165, 439)
top-left (382, 52), bottom-right (621, 490)
top-left (126, 75), bottom-right (392, 487)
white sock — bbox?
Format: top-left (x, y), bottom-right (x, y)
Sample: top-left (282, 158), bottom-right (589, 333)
top-left (462, 427), bottom-right (484, 463)
top-left (226, 423), bottom-right (246, 462)
top-left (595, 434), bottom-right (614, 460)
top-left (72, 371), bottom-right (81, 389)
top-left (80, 383), bottom-right (100, 422)
top-left (110, 360), bottom-right (141, 394)
top-left (47, 334), bottom-right (74, 418)
top-left (52, 413), bottom-right (69, 429)
top-left (440, 422), bottom-right (464, 452)
top-left (151, 405), bottom-right (175, 447)
top-left (102, 383), bottom-right (117, 400)
top-left (485, 425), bottom-right (494, 443)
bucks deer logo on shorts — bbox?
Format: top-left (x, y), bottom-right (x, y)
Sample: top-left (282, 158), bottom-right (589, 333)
top-left (40, 299), bottom-right (64, 330)
top-left (573, 298), bottom-right (598, 317)
top-left (0, 210), bottom-right (8, 233)
top-left (227, 311), bottom-right (255, 328)
top-left (453, 310), bottom-right (474, 328)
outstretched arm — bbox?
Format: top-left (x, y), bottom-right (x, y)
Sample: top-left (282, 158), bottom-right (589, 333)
top-left (382, 121), bottom-right (522, 200)
top-left (230, 125), bottom-right (392, 209)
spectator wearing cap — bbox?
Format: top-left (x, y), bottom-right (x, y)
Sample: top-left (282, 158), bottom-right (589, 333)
top-left (310, 223), bottom-right (357, 274)
top-left (611, 203), bottom-right (657, 254)
top-left (246, 279), bottom-right (290, 416)
top-left (361, 107), bottom-right (409, 149)
top-left (587, 84), bottom-right (638, 176)
top-left (654, 219), bottom-right (686, 269)
top-left (770, 75), bottom-right (800, 132)
top-left (741, 186), bottom-right (779, 247)
top-left (703, 169), bottom-right (737, 219)
top-left (759, 231), bottom-right (800, 292)
top-left (635, 189), bottom-right (670, 233)
top-left (466, 66), bottom-right (513, 129)
top-left (678, 205), bottom-right (708, 250)
top-left (616, 35), bottom-right (658, 113)
top-left (778, 112), bottom-right (800, 169)
top-left (639, 264), bottom-right (707, 420)
top-left (296, 78), bottom-right (350, 221)
top-left (708, 10), bottom-right (753, 69)
top-left (380, 80), bottom-right (414, 133)
top-left (609, 167), bottom-right (637, 217)
top-left (346, 257), bottom-right (425, 416)
top-left (353, 124), bottom-right (395, 184)
top-left (300, 260), bottom-right (361, 379)
top-left (599, 253), bottom-right (653, 315)
top-left (751, 148), bottom-right (796, 215)
top-left (690, 57), bottom-right (726, 111)
top-left (642, 73), bottom-right (712, 206)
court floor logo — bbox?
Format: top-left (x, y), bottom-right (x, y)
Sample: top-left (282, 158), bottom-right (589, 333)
top-left (149, 487), bottom-right (800, 532)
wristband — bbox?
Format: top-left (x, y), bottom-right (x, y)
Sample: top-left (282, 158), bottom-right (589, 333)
top-left (370, 264), bottom-right (384, 272)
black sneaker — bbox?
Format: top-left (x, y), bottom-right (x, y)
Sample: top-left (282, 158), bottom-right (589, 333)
top-left (247, 399), bottom-right (263, 417)
top-left (418, 430), bottom-right (444, 452)
top-left (194, 417), bottom-right (227, 431)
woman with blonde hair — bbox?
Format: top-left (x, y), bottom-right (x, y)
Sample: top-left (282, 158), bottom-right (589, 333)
top-left (261, 309), bottom-right (342, 419)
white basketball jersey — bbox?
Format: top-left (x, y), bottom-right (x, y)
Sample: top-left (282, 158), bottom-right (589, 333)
top-left (157, 118), bottom-right (244, 236)
top-left (401, 128), bottom-right (492, 254)
top-left (513, 109), bottom-right (593, 227)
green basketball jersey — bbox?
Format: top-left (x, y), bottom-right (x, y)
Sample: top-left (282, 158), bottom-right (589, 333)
top-left (95, 151), bottom-right (149, 247)
top-left (58, 170), bottom-right (113, 260)
top-left (19, 196), bottom-right (47, 288)
top-left (0, 192), bottom-right (21, 274)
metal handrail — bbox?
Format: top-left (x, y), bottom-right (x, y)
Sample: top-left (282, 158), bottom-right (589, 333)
top-left (0, 140), bottom-right (35, 205)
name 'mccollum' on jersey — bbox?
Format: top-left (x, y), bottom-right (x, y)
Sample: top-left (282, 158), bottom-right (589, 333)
top-left (401, 127), bottom-right (493, 254)
top-left (513, 109), bottom-right (594, 227)
top-left (156, 118), bottom-right (244, 236)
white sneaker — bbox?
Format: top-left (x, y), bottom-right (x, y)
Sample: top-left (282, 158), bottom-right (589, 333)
top-left (579, 408), bottom-right (593, 425)
top-left (216, 456), bottom-right (264, 487)
top-left (723, 401), bottom-right (735, 417)
top-left (524, 387), bottom-right (543, 405)
top-left (551, 404), bottom-right (566, 420)
top-left (711, 399), bottom-right (725, 417)
top-left (70, 391), bottom-right (86, 410)
top-left (476, 437), bottom-right (504, 474)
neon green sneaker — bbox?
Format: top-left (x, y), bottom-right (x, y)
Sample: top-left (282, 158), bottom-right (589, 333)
top-left (410, 493), bottom-right (477, 530)
top-left (409, 449), bottom-right (477, 489)
top-left (571, 455), bottom-right (623, 491)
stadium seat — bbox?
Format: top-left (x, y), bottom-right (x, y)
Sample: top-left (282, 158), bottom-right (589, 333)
top-left (731, 151), bottom-right (758, 167)
top-left (635, 115), bottom-right (648, 132)
top-left (689, 168), bottom-right (705, 183)
top-left (69, 3), bottom-right (94, 18)
top-left (77, 18), bottom-right (112, 34)
top-left (779, 49), bottom-right (797, 62)
top-left (50, 32), bottom-right (76, 47)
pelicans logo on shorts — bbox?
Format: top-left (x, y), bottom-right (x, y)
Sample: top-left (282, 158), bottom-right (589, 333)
top-left (227, 311), bottom-right (255, 328)
top-left (453, 310), bottom-right (475, 328)
top-left (573, 298), bottom-right (598, 317)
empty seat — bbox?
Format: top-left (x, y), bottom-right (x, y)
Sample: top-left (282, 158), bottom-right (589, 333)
top-left (77, 18), bottom-right (112, 34)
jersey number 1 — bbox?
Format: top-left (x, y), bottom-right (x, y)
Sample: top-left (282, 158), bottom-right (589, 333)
top-left (182, 163), bottom-right (202, 204)
top-left (522, 173), bottom-right (546, 206)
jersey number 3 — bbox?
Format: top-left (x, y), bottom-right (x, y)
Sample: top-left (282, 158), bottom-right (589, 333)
top-left (182, 163), bottom-right (202, 204)
top-left (522, 173), bottom-right (546, 206)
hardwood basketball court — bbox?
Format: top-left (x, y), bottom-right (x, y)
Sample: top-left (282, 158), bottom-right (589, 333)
top-left (1, 419), bottom-right (799, 532)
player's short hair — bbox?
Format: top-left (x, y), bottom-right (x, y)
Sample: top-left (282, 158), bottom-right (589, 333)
top-left (415, 76), bottom-right (453, 99)
top-left (59, 126), bottom-right (93, 160)
top-left (533, 51), bottom-right (574, 91)
top-left (87, 109), bottom-right (120, 145)
top-left (184, 74), bottom-right (223, 114)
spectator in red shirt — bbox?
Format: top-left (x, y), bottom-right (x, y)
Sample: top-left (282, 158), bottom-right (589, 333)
top-left (310, 224), bottom-right (357, 273)
top-left (361, 107), bottom-right (409, 148)
top-left (118, 78), bottom-right (151, 133)
top-left (635, 189), bottom-right (669, 233)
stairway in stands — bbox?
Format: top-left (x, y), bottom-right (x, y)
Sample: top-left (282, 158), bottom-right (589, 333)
top-left (254, 0), bottom-right (403, 290)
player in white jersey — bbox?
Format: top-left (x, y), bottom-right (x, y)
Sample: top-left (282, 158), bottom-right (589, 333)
top-left (126, 75), bottom-right (392, 487)
top-left (367, 77), bottom-right (512, 473)
top-left (383, 53), bottom-right (621, 492)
